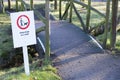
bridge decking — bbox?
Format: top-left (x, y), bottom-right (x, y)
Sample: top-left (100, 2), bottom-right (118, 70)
top-left (35, 20), bottom-right (120, 80)
top-left (35, 20), bottom-right (104, 80)
top-left (36, 20), bottom-right (103, 55)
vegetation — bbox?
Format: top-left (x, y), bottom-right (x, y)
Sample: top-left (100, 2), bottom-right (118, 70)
top-left (0, 60), bottom-right (61, 80)
top-left (0, 1), bottom-right (60, 80)
top-left (0, 13), bottom-right (61, 79)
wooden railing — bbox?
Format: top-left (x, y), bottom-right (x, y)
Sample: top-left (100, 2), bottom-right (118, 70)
top-left (59, 0), bottom-right (106, 32)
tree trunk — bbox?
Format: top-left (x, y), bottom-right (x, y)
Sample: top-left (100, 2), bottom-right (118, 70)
top-left (8, 0), bottom-right (11, 9)
top-left (54, 0), bottom-right (57, 10)
top-left (110, 0), bottom-right (118, 49)
top-left (0, 1), bottom-right (2, 13)
top-left (2, 0), bottom-right (5, 13)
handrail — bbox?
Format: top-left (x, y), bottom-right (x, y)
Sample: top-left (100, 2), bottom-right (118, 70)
top-left (73, 0), bottom-right (106, 18)
top-left (72, 3), bottom-right (86, 31)
top-left (59, 0), bottom-right (106, 32)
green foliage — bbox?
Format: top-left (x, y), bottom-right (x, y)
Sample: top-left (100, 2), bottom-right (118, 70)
top-left (0, 60), bottom-right (61, 80)
top-left (0, 14), bottom-right (11, 46)
top-left (116, 32), bottom-right (120, 50)
top-left (0, 14), bottom-right (10, 24)
top-left (0, 24), bottom-right (13, 57)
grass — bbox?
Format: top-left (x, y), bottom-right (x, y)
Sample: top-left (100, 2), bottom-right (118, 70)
top-left (0, 14), bottom-right (11, 24)
top-left (0, 13), bottom-right (12, 57)
top-left (0, 10), bottom-right (61, 80)
top-left (96, 31), bottom-right (120, 50)
top-left (0, 60), bottom-right (61, 80)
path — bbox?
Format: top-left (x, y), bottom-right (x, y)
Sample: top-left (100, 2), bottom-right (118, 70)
top-left (35, 9), bottom-right (120, 80)
top-left (53, 51), bottom-right (120, 80)
top-left (36, 21), bottom-right (103, 54)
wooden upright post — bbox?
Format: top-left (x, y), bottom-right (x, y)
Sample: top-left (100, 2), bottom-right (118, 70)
top-left (69, 0), bottom-right (73, 23)
top-left (30, 0), bottom-right (34, 10)
top-left (86, 0), bottom-right (91, 32)
top-left (59, 0), bottom-right (62, 19)
top-left (16, 0), bottom-right (18, 11)
top-left (45, 0), bottom-right (50, 63)
top-left (110, 0), bottom-right (118, 49)
top-left (103, 0), bottom-right (110, 48)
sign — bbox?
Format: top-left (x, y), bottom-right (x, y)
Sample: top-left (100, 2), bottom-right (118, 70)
top-left (17, 15), bottom-right (30, 30)
top-left (10, 11), bottom-right (36, 48)
top-left (10, 11), bottom-right (36, 75)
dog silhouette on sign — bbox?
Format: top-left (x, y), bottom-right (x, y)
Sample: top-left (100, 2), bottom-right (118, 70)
top-left (20, 18), bottom-right (28, 26)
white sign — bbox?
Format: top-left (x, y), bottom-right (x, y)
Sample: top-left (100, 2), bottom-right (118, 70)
top-left (10, 11), bottom-right (36, 48)
top-left (10, 11), bottom-right (36, 75)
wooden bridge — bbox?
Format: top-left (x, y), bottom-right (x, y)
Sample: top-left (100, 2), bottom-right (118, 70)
top-left (35, 16), bottom-right (104, 80)
top-left (34, 0), bottom-right (105, 56)
top-left (34, 1), bottom-right (104, 79)
top-left (35, 20), bottom-right (103, 55)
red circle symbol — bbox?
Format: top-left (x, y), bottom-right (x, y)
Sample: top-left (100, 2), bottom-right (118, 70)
top-left (17, 15), bottom-right (30, 30)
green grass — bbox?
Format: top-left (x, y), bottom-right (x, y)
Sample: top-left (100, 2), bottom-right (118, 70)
top-left (0, 9), bottom-right (61, 80)
top-left (0, 60), bottom-right (61, 80)
top-left (116, 32), bottom-right (120, 50)
top-left (96, 31), bottom-right (120, 50)
top-left (0, 14), bottom-right (10, 24)
top-left (0, 14), bottom-right (12, 57)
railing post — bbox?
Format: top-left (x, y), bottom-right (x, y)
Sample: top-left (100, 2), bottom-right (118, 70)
top-left (45, 0), bottom-right (50, 64)
top-left (59, 0), bottom-right (62, 20)
top-left (86, 0), bottom-right (91, 32)
top-left (30, 0), bottom-right (34, 10)
top-left (69, 0), bottom-right (73, 23)
top-left (103, 0), bottom-right (110, 48)
top-left (0, 0), bottom-right (5, 13)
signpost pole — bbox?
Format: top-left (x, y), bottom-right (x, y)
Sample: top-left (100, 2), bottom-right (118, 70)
top-left (22, 46), bottom-right (30, 75)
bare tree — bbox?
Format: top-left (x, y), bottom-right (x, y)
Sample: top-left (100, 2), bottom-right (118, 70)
top-left (8, 0), bottom-right (11, 9)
